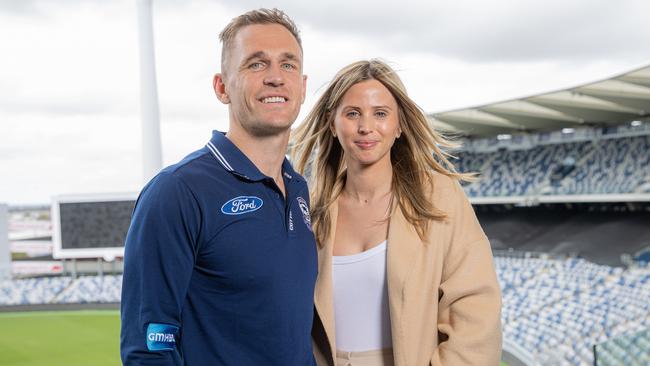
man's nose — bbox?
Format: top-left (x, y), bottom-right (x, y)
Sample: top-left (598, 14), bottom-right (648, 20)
top-left (263, 65), bottom-right (285, 87)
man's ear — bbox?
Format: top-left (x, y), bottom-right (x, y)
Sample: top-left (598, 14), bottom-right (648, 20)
top-left (213, 73), bottom-right (230, 104)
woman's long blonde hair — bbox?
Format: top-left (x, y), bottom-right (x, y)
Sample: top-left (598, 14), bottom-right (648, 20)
top-left (292, 59), bottom-right (471, 247)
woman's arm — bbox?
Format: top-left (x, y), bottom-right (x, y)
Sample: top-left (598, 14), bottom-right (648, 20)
top-left (430, 181), bottom-right (502, 365)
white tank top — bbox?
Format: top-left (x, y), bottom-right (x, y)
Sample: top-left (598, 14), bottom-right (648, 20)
top-left (332, 240), bottom-right (393, 352)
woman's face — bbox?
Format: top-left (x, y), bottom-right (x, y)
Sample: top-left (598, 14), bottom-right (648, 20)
top-left (332, 79), bottom-right (401, 168)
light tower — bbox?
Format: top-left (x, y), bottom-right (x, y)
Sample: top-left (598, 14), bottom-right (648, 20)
top-left (136, 0), bottom-right (163, 183)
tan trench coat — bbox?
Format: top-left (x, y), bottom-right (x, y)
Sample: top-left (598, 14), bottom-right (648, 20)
top-left (312, 173), bottom-right (502, 366)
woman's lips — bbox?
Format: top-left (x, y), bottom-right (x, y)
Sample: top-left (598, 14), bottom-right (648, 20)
top-left (354, 140), bottom-right (378, 149)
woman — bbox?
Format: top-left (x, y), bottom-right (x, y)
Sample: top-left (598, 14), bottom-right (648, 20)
top-left (292, 60), bottom-right (502, 366)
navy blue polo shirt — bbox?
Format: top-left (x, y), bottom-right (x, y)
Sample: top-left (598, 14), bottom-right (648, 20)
top-left (120, 131), bottom-right (318, 365)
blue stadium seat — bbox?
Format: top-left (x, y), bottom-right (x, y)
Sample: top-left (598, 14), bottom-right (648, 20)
top-left (457, 135), bottom-right (650, 197)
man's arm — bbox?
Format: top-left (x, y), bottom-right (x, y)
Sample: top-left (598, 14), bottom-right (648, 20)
top-left (120, 172), bottom-right (200, 365)
top-left (430, 181), bottom-right (502, 365)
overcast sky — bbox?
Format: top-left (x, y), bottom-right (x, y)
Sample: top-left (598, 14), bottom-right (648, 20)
top-left (1, 0), bottom-right (649, 205)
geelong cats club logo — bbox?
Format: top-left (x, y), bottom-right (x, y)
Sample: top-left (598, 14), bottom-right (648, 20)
top-left (296, 196), bottom-right (312, 231)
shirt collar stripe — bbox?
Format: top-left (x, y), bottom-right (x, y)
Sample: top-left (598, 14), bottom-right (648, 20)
top-left (206, 142), bottom-right (234, 171)
top-left (208, 141), bottom-right (234, 171)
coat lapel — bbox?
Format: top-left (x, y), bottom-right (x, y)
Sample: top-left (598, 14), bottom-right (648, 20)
top-left (313, 201), bottom-right (338, 364)
top-left (313, 200), bottom-right (423, 366)
top-left (387, 204), bottom-right (423, 365)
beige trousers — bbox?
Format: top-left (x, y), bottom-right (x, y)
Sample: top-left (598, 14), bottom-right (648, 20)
top-left (335, 348), bottom-right (394, 366)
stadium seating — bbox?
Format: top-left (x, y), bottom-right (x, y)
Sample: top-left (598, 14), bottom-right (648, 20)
top-left (0, 275), bottom-right (121, 305)
top-left (2, 256), bottom-right (648, 365)
top-left (496, 256), bottom-right (650, 365)
top-left (0, 276), bottom-right (73, 306)
top-left (594, 327), bottom-right (650, 365)
top-left (54, 275), bottom-right (123, 303)
top-left (456, 135), bottom-right (650, 197)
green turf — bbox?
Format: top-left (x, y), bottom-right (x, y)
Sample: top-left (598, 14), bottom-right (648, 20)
top-left (0, 309), bottom-right (511, 365)
top-left (0, 310), bottom-right (120, 366)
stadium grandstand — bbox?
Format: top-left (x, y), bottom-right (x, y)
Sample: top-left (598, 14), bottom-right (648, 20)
top-left (2, 65), bottom-right (649, 366)
top-left (438, 64), bottom-right (650, 365)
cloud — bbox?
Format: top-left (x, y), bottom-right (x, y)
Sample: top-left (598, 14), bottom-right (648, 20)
top-left (0, 93), bottom-right (136, 117)
top-left (0, 114), bottom-right (143, 204)
top-left (0, 0), bottom-right (112, 17)
top-left (1, 0), bottom-right (648, 205)
top-left (6, 0), bottom-right (650, 62)
top-left (0, 0), bottom-right (140, 120)
top-left (216, 0), bottom-right (650, 62)
top-left (0, 1), bottom-right (39, 15)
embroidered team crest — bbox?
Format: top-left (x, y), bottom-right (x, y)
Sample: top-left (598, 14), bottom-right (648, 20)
top-left (296, 196), bottom-right (312, 231)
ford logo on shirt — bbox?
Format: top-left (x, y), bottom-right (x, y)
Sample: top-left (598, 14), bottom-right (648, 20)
top-left (221, 196), bottom-right (263, 215)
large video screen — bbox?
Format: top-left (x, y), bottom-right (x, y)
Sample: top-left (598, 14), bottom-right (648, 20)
top-left (59, 200), bottom-right (134, 249)
top-left (52, 193), bottom-right (137, 259)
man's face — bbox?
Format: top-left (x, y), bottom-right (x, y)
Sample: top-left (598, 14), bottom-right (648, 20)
top-left (217, 24), bottom-right (307, 137)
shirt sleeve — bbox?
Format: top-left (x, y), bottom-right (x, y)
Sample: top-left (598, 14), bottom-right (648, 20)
top-left (430, 180), bottom-right (502, 366)
top-left (120, 172), bottom-right (201, 365)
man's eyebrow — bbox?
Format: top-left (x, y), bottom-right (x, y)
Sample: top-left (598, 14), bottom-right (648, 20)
top-left (240, 51), bottom-right (268, 67)
top-left (282, 52), bottom-right (301, 62)
top-left (240, 51), bottom-right (301, 68)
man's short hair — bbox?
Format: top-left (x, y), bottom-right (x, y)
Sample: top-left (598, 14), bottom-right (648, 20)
top-left (219, 8), bottom-right (302, 74)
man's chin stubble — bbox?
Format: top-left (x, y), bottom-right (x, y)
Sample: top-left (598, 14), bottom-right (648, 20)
top-left (243, 121), bottom-right (294, 138)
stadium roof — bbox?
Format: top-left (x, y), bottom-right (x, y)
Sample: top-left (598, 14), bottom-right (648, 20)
top-left (429, 64), bottom-right (650, 137)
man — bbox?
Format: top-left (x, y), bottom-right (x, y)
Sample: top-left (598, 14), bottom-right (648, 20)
top-left (120, 9), bottom-right (317, 365)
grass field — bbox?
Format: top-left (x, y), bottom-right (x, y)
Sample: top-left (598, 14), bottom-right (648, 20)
top-left (0, 309), bottom-right (512, 365)
top-left (0, 310), bottom-right (120, 366)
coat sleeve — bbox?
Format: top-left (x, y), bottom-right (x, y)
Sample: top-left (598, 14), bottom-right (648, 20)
top-left (120, 172), bottom-right (201, 365)
top-left (430, 180), bottom-right (502, 366)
